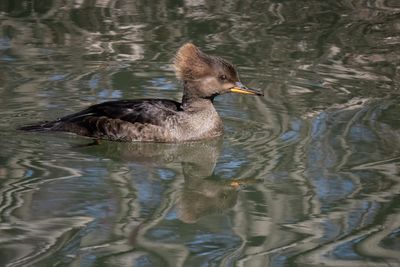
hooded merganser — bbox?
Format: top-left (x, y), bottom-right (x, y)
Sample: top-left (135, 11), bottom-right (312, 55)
top-left (19, 43), bottom-right (263, 142)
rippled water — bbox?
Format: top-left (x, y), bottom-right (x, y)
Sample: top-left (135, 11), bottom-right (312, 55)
top-left (1, 0), bottom-right (400, 266)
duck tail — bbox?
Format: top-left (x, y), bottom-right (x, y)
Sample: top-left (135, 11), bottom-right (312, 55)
top-left (18, 120), bottom-right (58, 132)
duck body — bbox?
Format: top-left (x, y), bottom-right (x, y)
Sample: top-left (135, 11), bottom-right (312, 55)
top-left (19, 43), bottom-right (262, 142)
top-left (21, 98), bottom-right (223, 142)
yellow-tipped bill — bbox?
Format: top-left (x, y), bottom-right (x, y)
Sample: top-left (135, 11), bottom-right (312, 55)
top-left (230, 82), bottom-right (264, 96)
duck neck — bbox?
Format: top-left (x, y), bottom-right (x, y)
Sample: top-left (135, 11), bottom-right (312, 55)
top-left (181, 81), bottom-right (215, 109)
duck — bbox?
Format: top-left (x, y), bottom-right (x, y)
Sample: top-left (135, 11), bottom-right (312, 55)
top-left (19, 43), bottom-right (263, 142)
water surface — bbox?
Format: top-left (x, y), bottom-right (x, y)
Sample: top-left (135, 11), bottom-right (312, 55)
top-left (1, 0), bottom-right (400, 266)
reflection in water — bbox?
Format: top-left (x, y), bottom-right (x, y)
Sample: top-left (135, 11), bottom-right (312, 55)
top-left (77, 138), bottom-right (258, 266)
top-left (84, 137), bottom-right (251, 224)
top-left (0, 137), bottom-right (259, 266)
top-left (1, 0), bottom-right (400, 266)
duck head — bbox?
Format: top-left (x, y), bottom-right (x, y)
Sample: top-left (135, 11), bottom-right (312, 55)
top-left (174, 43), bottom-right (263, 102)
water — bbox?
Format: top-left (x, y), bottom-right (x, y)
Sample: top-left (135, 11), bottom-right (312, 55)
top-left (1, 0), bottom-right (400, 266)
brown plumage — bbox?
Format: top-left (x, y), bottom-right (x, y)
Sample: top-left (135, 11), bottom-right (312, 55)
top-left (174, 43), bottom-right (237, 81)
top-left (19, 43), bottom-right (263, 142)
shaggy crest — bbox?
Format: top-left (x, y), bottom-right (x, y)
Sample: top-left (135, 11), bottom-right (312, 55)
top-left (174, 43), bottom-right (236, 81)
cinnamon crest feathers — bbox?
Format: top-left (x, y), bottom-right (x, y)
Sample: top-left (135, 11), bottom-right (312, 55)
top-left (174, 43), bottom-right (237, 81)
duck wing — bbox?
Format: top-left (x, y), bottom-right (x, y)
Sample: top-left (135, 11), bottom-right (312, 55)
top-left (62, 99), bottom-right (182, 125)
top-left (20, 99), bottom-right (182, 141)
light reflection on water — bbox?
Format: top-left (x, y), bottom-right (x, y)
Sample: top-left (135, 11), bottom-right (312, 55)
top-left (1, 0), bottom-right (400, 266)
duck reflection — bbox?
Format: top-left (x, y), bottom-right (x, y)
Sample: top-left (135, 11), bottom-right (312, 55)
top-left (179, 160), bottom-right (259, 223)
top-left (79, 137), bottom-right (258, 224)
top-left (178, 173), bottom-right (239, 224)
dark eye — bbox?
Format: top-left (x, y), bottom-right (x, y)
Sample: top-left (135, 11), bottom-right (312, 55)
top-left (219, 75), bottom-right (227, 81)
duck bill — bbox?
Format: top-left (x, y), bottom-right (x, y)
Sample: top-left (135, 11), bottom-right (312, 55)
top-left (230, 82), bottom-right (264, 96)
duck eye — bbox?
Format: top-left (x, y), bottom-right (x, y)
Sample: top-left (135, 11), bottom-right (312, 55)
top-left (219, 75), bottom-right (227, 81)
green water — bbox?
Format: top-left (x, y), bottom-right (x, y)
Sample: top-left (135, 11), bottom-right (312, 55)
top-left (1, 0), bottom-right (400, 266)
